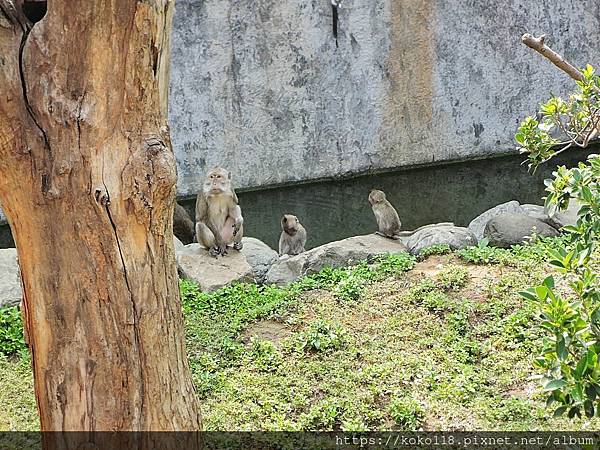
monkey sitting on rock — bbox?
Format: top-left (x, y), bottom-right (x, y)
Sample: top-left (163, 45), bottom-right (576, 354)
top-left (279, 214), bottom-right (307, 256)
top-left (195, 167), bottom-right (244, 257)
top-left (369, 189), bottom-right (402, 240)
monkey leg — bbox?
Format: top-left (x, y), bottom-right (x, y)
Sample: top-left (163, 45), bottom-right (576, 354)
top-left (219, 218), bottom-right (243, 251)
top-left (232, 224), bottom-right (243, 251)
top-left (196, 222), bottom-right (221, 257)
top-left (375, 230), bottom-right (400, 241)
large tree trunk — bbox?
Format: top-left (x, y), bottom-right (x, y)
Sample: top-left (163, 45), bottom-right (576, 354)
top-left (0, 0), bottom-right (202, 445)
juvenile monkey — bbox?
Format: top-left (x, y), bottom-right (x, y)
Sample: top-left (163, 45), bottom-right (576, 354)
top-left (195, 167), bottom-right (244, 257)
top-left (279, 214), bottom-right (307, 256)
top-left (369, 189), bottom-right (402, 239)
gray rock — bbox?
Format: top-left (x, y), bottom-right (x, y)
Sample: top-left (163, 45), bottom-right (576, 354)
top-left (265, 234), bottom-right (409, 285)
top-left (468, 201), bottom-right (524, 241)
top-left (483, 213), bottom-right (560, 248)
top-left (0, 248), bottom-right (21, 309)
top-left (522, 200), bottom-right (583, 230)
top-left (521, 204), bottom-right (550, 222)
top-left (240, 237), bottom-right (279, 283)
top-left (176, 244), bottom-right (254, 292)
top-left (173, 203), bottom-right (195, 244)
top-left (173, 235), bottom-right (185, 252)
top-left (406, 224), bottom-right (477, 255)
top-left (0, 205), bottom-right (5, 226)
top-left (546, 199), bottom-right (583, 229)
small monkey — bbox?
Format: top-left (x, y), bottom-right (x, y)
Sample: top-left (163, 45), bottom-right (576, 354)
top-left (195, 167), bottom-right (244, 257)
top-left (279, 214), bottom-right (307, 256)
top-left (369, 189), bottom-right (402, 239)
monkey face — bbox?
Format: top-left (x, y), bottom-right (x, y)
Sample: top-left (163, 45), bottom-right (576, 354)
top-left (204, 167), bottom-right (231, 195)
top-left (369, 189), bottom-right (386, 205)
top-left (281, 214), bottom-right (300, 235)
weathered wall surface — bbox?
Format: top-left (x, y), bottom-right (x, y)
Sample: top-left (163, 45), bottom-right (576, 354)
top-left (169, 0), bottom-right (600, 195)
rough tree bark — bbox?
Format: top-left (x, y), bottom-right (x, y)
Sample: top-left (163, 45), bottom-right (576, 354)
top-left (0, 0), bottom-right (202, 446)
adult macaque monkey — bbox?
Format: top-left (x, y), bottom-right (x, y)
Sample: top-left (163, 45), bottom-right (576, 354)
top-left (279, 214), bottom-right (307, 256)
top-left (369, 189), bottom-right (402, 239)
top-left (195, 167), bottom-right (244, 256)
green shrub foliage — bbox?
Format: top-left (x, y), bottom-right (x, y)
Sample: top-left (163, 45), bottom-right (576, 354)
top-left (0, 307), bottom-right (26, 356)
top-left (517, 64), bottom-right (600, 418)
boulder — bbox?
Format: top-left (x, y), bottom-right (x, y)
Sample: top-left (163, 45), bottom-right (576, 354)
top-left (173, 235), bottom-right (185, 252)
top-left (483, 213), bottom-right (560, 248)
top-left (173, 203), bottom-right (195, 244)
top-left (265, 234), bottom-right (409, 285)
top-left (545, 199), bottom-right (583, 229)
top-left (520, 204), bottom-right (551, 223)
top-left (405, 224), bottom-right (477, 255)
top-left (177, 243), bottom-right (254, 292)
top-left (468, 201), bottom-right (524, 241)
top-left (240, 237), bottom-right (279, 283)
top-left (0, 205), bottom-right (5, 226)
top-left (0, 248), bottom-right (21, 309)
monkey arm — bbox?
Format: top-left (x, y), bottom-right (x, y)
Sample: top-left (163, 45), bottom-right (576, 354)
top-left (229, 203), bottom-right (243, 235)
top-left (195, 192), bottom-right (221, 254)
top-left (195, 193), bottom-right (208, 223)
top-left (278, 233), bottom-right (289, 256)
top-left (298, 227), bottom-right (307, 250)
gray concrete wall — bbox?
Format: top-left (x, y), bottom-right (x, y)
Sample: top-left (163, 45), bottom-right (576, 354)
top-left (169, 0), bottom-right (600, 195)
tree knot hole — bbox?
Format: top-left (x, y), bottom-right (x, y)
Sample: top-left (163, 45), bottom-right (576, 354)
top-left (22, 1), bottom-right (47, 24)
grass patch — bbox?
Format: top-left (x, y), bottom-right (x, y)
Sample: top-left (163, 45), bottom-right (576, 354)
top-left (1, 247), bottom-right (598, 431)
top-left (0, 353), bottom-right (38, 431)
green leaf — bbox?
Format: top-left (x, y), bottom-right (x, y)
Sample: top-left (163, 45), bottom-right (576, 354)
top-left (585, 384), bottom-right (597, 401)
top-left (553, 405), bottom-right (567, 417)
top-left (584, 400), bottom-right (595, 418)
top-left (519, 290), bottom-right (538, 302)
top-left (535, 285), bottom-right (549, 300)
top-left (587, 349), bottom-right (597, 368)
top-left (575, 354), bottom-right (589, 378)
top-left (581, 186), bottom-right (594, 203)
top-left (542, 276), bottom-right (555, 289)
top-left (549, 259), bottom-right (566, 269)
top-left (543, 378), bottom-right (567, 391)
top-left (556, 336), bottom-right (568, 361)
top-left (567, 406), bottom-right (581, 418)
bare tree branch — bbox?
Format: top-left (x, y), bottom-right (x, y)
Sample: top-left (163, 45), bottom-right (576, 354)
top-left (522, 34), bottom-right (584, 82)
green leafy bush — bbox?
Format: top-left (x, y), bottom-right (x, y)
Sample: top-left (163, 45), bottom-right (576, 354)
top-left (421, 291), bottom-right (453, 312)
top-left (333, 275), bottom-right (365, 302)
top-left (417, 244), bottom-right (452, 259)
top-left (436, 265), bottom-right (469, 291)
top-left (518, 157), bottom-right (600, 418)
top-left (517, 64), bottom-right (600, 170)
top-left (372, 253), bottom-right (416, 279)
top-left (295, 320), bottom-right (346, 353)
top-left (291, 253), bottom-right (415, 295)
top-left (0, 307), bottom-right (26, 356)
top-left (389, 396), bottom-right (425, 430)
top-left (301, 398), bottom-right (343, 429)
top-left (457, 238), bottom-right (511, 265)
top-left (516, 64), bottom-right (600, 418)
top-left (249, 338), bottom-right (283, 372)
